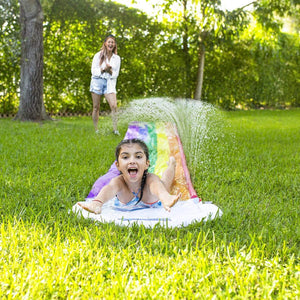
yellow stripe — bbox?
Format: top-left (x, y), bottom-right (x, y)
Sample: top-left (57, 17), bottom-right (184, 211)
top-left (154, 122), bottom-right (170, 177)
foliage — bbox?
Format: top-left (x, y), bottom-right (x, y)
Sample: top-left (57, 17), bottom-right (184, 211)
top-left (43, 21), bottom-right (95, 113)
top-left (0, 110), bottom-right (299, 297)
top-left (42, 0), bottom-right (175, 112)
top-left (0, 0), bottom-right (299, 114)
top-left (0, 0), bottom-right (20, 114)
top-left (253, 0), bottom-right (300, 31)
top-left (203, 26), bottom-right (300, 109)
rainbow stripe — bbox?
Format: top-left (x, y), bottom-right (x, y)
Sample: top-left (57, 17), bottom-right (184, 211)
top-left (87, 122), bottom-right (198, 201)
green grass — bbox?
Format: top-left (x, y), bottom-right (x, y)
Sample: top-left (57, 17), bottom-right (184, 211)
top-left (0, 110), bottom-right (299, 299)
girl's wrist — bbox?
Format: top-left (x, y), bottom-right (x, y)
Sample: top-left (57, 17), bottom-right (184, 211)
top-left (93, 199), bottom-right (103, 205)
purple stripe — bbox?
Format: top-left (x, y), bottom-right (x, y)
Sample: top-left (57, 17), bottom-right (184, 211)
top-left (125, 122), bottom-right (149, 142)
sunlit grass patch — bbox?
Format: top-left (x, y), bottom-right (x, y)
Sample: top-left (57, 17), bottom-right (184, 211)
top-left (0, 109), bottom-right (299, 298)
top-left (0, 220), bottom-right (299, 298)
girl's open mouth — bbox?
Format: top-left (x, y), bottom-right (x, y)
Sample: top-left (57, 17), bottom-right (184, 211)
top-left (128, 167), bottom-right (138, 178)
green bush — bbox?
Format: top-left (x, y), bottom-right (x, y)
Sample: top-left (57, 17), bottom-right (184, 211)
top-left (0, 0), bottom-right (299, 114)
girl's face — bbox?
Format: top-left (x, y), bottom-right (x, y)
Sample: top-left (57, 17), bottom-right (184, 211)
top-left (115, 144), bottom-right (150, 182)
top-left (105, 37), bottom-right (116, 52)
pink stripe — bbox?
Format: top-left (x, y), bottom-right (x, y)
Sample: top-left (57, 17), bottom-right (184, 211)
top-left (174, 126), bottom-right (199, 200)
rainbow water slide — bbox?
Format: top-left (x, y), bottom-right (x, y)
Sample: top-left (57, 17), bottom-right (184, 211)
top-left (86, 122), bottom-right (199, 201)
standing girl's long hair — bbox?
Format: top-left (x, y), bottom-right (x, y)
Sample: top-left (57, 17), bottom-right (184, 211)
top-left (99, 35), bottom-right (118, 66)
top-left (115, 139), bottom-right (149, 204)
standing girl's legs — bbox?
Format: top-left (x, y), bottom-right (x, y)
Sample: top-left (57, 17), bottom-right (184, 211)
top-left (105, 92), bottom-right (118, 134)
top-left (92, 92), bottom-right (101, 132)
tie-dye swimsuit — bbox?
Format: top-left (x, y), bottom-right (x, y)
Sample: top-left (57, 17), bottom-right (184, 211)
top-left (112, 190), bottom-right (162, 212)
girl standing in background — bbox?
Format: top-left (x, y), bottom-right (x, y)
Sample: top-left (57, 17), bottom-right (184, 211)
top-left (90, 35), bottom-right (121, 135)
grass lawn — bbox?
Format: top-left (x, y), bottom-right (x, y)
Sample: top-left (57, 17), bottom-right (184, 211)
top-left (0, 108), bottom-right (299, 299)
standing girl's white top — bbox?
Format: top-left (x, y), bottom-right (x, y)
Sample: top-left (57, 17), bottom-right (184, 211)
top-left (91, 52), bottom-right (121, 94)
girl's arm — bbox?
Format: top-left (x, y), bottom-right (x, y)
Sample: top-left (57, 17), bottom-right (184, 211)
top-left (110, 55), bottom-right (121, 79)
top-left (91, 52), bottom-right (101, 77)
top-left (95, 177), bottom-right (121, 202)
top-left (147, 174), bottom-right (181, 212)
top-left (77, 177), bottom-right (122, 214)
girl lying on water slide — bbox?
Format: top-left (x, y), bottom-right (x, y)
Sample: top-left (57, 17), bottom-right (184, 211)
top-left (77, 138), bottom-right (181, 214)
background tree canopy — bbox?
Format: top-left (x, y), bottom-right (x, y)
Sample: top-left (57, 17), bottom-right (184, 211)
top-left (0, 0), bottom-right (299, 114)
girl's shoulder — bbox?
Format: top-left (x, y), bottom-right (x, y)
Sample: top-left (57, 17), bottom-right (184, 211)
top-left (112, 53), bottom-right (121, 59)
top-left (92, 51), bottom-right (101, 60)
top-left (105, 175), bottom-right (126, 194)
top-left (109, 175), bottom-right (124, 186)
top-left (146, 173), bottom-right (160, 183)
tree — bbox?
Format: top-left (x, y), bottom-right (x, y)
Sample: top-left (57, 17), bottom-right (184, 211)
top-left (15, 0), bottom-right (50, 121)
top-left (253, 0), bottom-right (300, 30)
top-left (155, 0), bottom-right (249, 100)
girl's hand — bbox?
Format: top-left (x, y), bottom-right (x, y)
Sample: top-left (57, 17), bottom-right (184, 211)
top-left (77, 200), bottom-right (103, 214)
top-left (101, 65), bottom-right (112, 75)
top-left (105, 65), bottom-right (112, 75)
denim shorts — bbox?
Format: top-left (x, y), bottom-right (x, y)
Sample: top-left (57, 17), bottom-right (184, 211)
top-left (90, 77), bottom-right (107, 95)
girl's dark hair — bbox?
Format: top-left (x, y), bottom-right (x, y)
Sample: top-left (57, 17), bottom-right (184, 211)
top-left (115, 138), bottom-right (149, 161)
top-left (115, 139), bottom-right (149, 204)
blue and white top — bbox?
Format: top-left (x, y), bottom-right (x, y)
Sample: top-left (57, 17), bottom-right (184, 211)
top-left (112, 195), bottom-right (162, 212)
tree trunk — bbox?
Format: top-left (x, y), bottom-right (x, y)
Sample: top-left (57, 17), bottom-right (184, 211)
top-left (15, 0), bottom-right (50, 121)
top-left (194, 42), bottom-right (205, 101)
